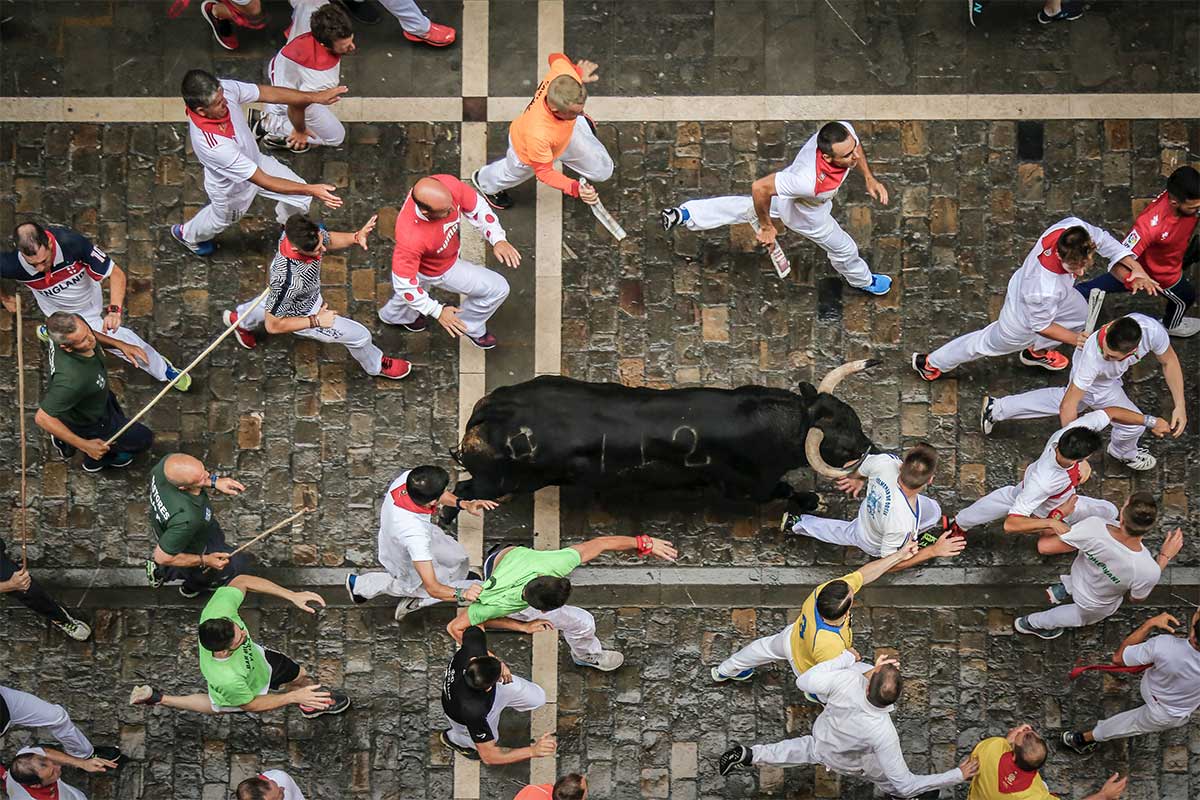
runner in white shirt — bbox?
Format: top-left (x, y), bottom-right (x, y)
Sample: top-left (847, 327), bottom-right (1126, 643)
top-left (236, 769), bottom-right (306, 800)
top-left (170, 70), bottom-right (346, 257)
top-left (782, 444), bottom-right (964, 569)
top-left (345, 466), bottom-right (490, 621)
top-left (948, 407), bottom-right (1170, 537)
top-left (718, 652), bottom-right (979, 796)
top-left (1014, 492), bottom-right (1183, 639)
top-left (982, 313), bottom-right (1187, 471)
top-left (913, 217), bottom-right (1156, 379)
top-left (1062, 608), bottom-right (1200, 754)
top-left (1, 746), bottom-right (119, 800)
top-left (253, 2), bottom-right (355, 152)
top-left (661, 121), bottom-right (893, 295)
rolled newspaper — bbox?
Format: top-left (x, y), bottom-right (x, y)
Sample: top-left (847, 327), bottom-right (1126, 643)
top-left (749, 217), bottom-right (790, 279)
top-left (579, 178), bottom-right (626, 241)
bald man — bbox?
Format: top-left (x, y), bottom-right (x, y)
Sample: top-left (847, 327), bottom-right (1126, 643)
top-left (380, 174), bottom-right (519, 349)
top-left (472, 53), bottom-right (610, 210)
top-left (145, 453), bottom-right (247, 598)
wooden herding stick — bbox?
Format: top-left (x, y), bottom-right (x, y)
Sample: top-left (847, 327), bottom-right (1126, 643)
top-left (15, 293), bottom-right (28, 568)
top-left (105, 288), bottom-right (269, 446)
top-left (227, 507), bottom-right (314, 559)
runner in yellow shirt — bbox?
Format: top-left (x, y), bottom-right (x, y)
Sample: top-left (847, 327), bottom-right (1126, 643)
top-left (967, 725), bottom-right (1126, 800)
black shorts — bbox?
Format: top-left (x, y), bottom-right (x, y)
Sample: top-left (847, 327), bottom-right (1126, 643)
top-left (264, 648), bottom-right (301, 689)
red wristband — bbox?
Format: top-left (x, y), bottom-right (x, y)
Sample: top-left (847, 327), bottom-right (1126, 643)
top-left (1048, 509), bottom-right (1065, 521)
top-left (635, 535), bottom-right (653, 556)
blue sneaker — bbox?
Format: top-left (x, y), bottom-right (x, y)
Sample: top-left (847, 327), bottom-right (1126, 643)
top-left (171, 224), bottom-right (215, 256)
top-left (860, 273), bottom-right (892, 296)
top-left (711, 666), bottom-right (755, 683)
top-left (1046, 582), bottom-right (1071, 605)
top-left (164, 361), bottom-right (191, 392)
top-left (345, 573), bottom-right (367, 605)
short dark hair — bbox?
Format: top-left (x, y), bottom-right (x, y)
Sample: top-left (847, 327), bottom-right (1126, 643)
top-left (553, 773), bottom-right (587, 800)
top-left (464, 655), bottom-right (502, 691)
top-left (408, 465), bottom-right (450, 506)
top-left (1192, 616), bottom-right (1200, 642)
top-left (899, 443), bottom-right (937, 490)
top-left (1056, 427), bottom-right (1102, 461)
top-left (1055, 225), bottom-right (1094, 263)
top-left (1106, 317), bottom-right (1143, 354)
top-left (523, 576), bottom-right (572, 611)
top-left (1123, 491), bottom-right (1157, 536)
top-left (816, 579), bottom-right (853, 621)
top-left (45, 311), bottom-right (83, 346)
top-left (284, 215), bottom-right (322, 253)
top-left (1013, 731), bottom-right (1047, 771)
top-left (13, 221), bottom-right (48, 256)
top-left (310, 3), bottom-right (353, 48)
top-left (866, 664), bottom-right (903, 707)
top-left (8, 753), bottom-right (42, 786)
top-left (181, 69), bottom-right (221, 112)
top-left (1166, 165), bottom-right (1200, 202)
top-left (199, 617), bottom-right (237, 652)
top-left (236, 776), bottom-right (271, 800)
top-left (816, 122), bottom-right (852, 157)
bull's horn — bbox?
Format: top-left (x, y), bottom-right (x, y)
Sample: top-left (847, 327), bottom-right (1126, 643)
top-left (816, 358), bottom-right (881, 395)
top-left (805, 428), bottom-right (853, 479)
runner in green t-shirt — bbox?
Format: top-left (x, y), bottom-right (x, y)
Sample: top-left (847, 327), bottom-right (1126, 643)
top-left (447, 534), bottom-right (678, 673)
top-left (144, 453), bottom-right (247, 598)
top-left (33, 312), bottom-right (154, 472)
top-left (127, 575), bottom-right (351, 718)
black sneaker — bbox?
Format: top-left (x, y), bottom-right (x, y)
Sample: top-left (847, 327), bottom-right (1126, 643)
top-left (89, 745), bottom-right (128, 769)
top-left (439, 730), bottom-right (480, 760)
top-left (300, 688), bottom-right (351, 718)
top-left (1037, 2), bottom-right (1083, 24)
top-left (51, 437), bottom-right (75, 460)
top-left (247, 108), bottom-right (266, 140)
top-left (661, 207), bottom-right (684, 231)
top-left (979, 395), bottom-right (996, 435)
top-left (333, 0), bottom-right (382, 24)
top-left (1060, 730), bottom-right (1098, 755)
top-left (178, 585), bottom-right (202, 599)
top-left (470, 169), bottom-right (513, 210)
top-left (911, 352), bottom-right (942, 382)
top-left (779, 511), bottom-right (802, 532)
top-left (717, 744), bottom-right (751, 776)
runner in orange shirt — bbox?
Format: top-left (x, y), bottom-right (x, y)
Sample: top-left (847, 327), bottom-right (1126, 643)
top-left (513, 774), bottom-right (587, 800)
top-left (472, 53), bottom-right (612, 210)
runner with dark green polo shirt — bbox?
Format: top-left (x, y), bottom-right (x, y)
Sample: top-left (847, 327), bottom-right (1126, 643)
top-left (145, 453), bottom-right (248, 598)
top-left (33, 311), bottom-right (153, 472)
top-left (129, 574), bottom-right (351, 717)
top-left (446, 535), bottom-right (678, 672)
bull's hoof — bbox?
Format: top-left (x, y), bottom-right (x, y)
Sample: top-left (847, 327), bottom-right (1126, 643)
top-left (789, 492), bottom-right (822, 514)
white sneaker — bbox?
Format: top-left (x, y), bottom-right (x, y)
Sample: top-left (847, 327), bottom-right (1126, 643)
top-left (1114, 447), bottom-right (1156, 471)
top-left (393, 597), bottom-right (422, 622)
top-left (1167, 317), bottom-right (1200, 338)
top-left (573, 649), bottom-right (624, 671)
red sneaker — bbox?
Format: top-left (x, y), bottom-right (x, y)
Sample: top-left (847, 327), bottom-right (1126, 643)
top-left (468, 332), bottom-right (498, 350)
top-left (379, 356), bottom-right (412, 379)
top-left (201, 0), bottom-right (239, 50)
top-left (1019, 347), bottom-right (1070, 371)
top-left (222, 310), bottom-right (257, 350)
top-left (403, 21), bottom-right (456, 47)
top-left (911, 352), bottom-right (941, 382)
top-left (401, 317), bottom-right (428, 333)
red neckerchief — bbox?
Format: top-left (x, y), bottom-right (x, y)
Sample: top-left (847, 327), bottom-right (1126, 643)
top-left (186, 106), bottom-right (236, 139)
top-left (1065, 461), bottom-right (1082, 487)
top-left (996, 752), bottom-right (1037, 793)
top-left (1037, 228), bottom-right (1067, 274)
top-left (390, 484), bottom-right (436, 517)
top-left (280, 32), bottom-right (340, 70)
top-left (814, 150), bottom-right (851, 194)
top-left (279, 234), bottom-right (320, 263)
top-left (1070, 663), bottom-right (1151, 680)
top-left (1096, 324), bottom-right (1136, 361)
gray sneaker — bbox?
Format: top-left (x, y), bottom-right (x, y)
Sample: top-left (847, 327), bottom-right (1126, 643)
top-left (573, 649), bottom-right (624, 671)
top-left (1014, 616), bottom-right (1063, 640)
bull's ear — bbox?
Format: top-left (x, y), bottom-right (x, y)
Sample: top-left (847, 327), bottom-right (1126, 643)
top-left (795, 382), bottom-right (818, 403)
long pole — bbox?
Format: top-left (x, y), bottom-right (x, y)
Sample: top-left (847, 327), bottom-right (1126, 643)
top-left (15, 294), bottom-right (28, 568)
top-left (105, 288), bottom-right (269, 446)
top-left (226, 507), bottom-right (313, 559)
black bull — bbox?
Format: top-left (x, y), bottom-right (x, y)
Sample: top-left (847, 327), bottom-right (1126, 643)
top-left (452, 362), bottom-right (878, 509)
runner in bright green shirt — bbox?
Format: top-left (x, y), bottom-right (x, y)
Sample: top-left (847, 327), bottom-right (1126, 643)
top-left (447, 534), bottom-right (678, 673)
top-left (127, 575), bottom-right (352, 718)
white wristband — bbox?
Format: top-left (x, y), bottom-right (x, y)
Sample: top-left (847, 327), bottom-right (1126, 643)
top-left (1144, 414), bottom-right (1157, 429)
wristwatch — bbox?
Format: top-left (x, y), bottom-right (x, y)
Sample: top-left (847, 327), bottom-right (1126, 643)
top-left (210, 473), bottom-right (219, 488)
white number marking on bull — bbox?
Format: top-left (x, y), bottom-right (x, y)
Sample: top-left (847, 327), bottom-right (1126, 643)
top-left (672, 425), bottom-right (711, 467)
top-left (600, 433), bottom-right (607, 473)
top-left (506, 426), bottom-right (537, 462)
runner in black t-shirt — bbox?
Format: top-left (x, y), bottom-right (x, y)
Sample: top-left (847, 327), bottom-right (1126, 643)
top-left (438, 625), bottom-right (555, 765)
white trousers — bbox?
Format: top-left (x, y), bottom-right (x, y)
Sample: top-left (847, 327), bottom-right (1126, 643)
top-left (80, 312), bottom-right (170, 382)
top-left (990, 383), bottom-right (1144, 460)
top-left (928, 291), bottom-right (1089, 372)
top-left (236, 291), bottom-right (383, 375)
top-left (506, 605), bottom-right (603, 660)
top-left (955, 485), bottom-right (1117, 531)
top-left (262, 103), bottom-right (346, 147)
top-left (792, 499), bottom-right (943, 558)
top-left (351, 571), bottom-right (478, 610)
top-left (474, 119), bottom-right (615, 194)
top-left (1092, 700), bottom-right (1191, 742)
top-left (719, 623), bottom-right (800, 680)
top-left (680, 194), bottom-right (872, 288)
top-left (1025, 599), bottom-right (1118, 631)
top-left (0, 685), bottom-right (94, 758)
top-left (182, 155), bottom-right (312, 244)
top-left (444, 673), bottom-right (546, 749)
top-left (379, 259), bottom-right (509, 339)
